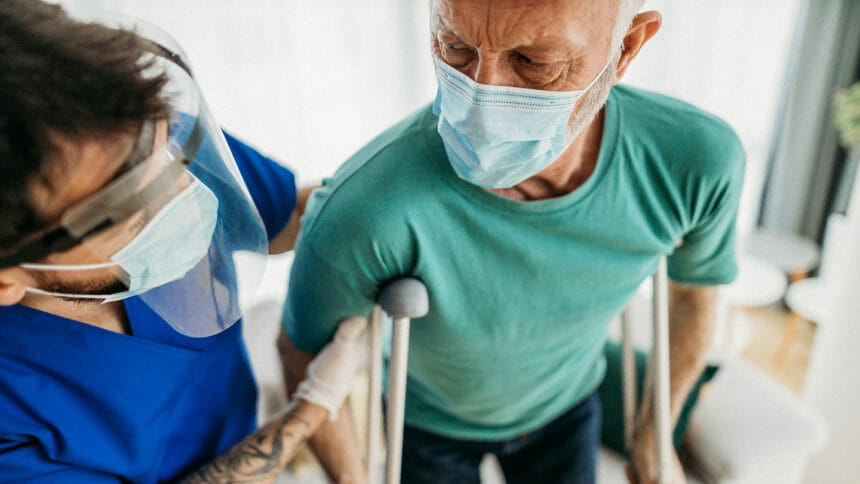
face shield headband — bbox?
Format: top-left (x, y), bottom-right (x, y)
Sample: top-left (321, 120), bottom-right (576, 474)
top-left (2, 13), bottom-right (269, 337)
top-left (0, 118), bottom-right (202, 268)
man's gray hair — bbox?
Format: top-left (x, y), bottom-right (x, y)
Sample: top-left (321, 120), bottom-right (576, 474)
top-left (612, 0), bottom-right (646, 49)
top-left (429, 1), bottom-right (645, 51)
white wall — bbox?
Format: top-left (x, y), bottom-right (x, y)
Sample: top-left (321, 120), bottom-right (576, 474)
top-left (803, 164), bottom-right (860, 482)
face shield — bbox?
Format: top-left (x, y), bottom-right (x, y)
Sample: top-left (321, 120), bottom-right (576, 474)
top-left (0, 10), bottom-right (268, 337)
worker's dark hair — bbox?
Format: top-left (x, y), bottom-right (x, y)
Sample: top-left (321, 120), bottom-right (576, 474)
top-left (0, 0), bottom-right (171, 253)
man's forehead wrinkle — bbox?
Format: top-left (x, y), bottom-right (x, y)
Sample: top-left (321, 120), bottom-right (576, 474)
top-left (432, 7), bottom-right (468, 43)
top-left (493, 7), bottom-right (540, 50)
top-left (438, 0), bottom-right (594, 54)
top-left (446, 8), bottom-right (486, 49)
top-left (517, 25), bottom-right (587, 55)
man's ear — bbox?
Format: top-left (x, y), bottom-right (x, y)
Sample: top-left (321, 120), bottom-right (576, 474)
top-left (0, 268), bottom-right (29, 305)
top-left (614, 10), bottom-right (662, 82)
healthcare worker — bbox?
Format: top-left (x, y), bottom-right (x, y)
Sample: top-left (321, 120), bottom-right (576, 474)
top-left (0, 2), bottom-right (362, 483)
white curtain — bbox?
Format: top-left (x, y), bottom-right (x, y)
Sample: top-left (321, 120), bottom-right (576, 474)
top-left (61, 0), bottom-right (801, 235)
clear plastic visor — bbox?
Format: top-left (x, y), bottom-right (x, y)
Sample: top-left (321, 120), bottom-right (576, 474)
top-left (17, 43), bottom-right (268, 337)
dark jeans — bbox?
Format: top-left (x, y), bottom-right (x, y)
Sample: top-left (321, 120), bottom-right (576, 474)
top-left (401, 392), bottom-right (602, 484)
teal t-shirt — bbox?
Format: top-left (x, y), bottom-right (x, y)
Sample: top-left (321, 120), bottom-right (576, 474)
top-left (283, 85), bottom-right (745, 441)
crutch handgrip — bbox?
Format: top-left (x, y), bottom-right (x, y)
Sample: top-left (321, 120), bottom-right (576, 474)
top-left (378, 278), bottom-right (429, 319)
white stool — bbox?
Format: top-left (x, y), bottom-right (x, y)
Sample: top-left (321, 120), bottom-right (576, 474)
top-left (744, 230), bottom-right (821, 281)
top-left (722, 255), bottom-right (788, 308)
top-left (783, 213), bottom-right (847, 327)
top-left (785, 278), bottom-right (831, 325)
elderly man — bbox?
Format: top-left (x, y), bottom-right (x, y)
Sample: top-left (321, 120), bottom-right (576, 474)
top-left (282, 0), bottom-right (744, 483)
top-left (0, 2), bottom-right (366, 483)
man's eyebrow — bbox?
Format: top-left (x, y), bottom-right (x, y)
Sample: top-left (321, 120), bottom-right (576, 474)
top-left (435, 22), bottom-right (585, 60)
top-left (524, 35), bottom-right (586, 54)
top-left (437, 26), bottom-right (466, 43)
top-left (433, 15), bottom-right (470, 43)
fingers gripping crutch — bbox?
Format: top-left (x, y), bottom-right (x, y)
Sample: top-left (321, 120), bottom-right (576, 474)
top-left (367, 278), bottom-right (429, 484)
top-left (622, 256), bottom-right (672, 484)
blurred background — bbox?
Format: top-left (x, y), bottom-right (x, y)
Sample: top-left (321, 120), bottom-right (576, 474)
top-left (57, 1), bottom-right (860, 482)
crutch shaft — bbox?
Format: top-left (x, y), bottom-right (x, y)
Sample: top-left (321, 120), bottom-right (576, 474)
top-left (621, 307), bottom-right (637, 453)
top-left (385, 317), bottom-right (411, 484)
top-left (652, 257), bottom-right (672, 484)
top-left (371, 277), bottom-right (428, 484)
top-left (367, 307), bottom-right (383, 484)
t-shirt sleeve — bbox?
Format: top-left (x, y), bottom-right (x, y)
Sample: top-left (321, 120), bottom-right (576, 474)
top-left (283, 241), bottom-right (379, 353)
top-left (282, 179), bottom-right (413, 354)
top-left (223, 131), bottom-right (297, 241)
top-left (668, 130), bottom-right (746, 286)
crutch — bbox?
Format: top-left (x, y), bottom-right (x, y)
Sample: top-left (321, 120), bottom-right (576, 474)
top-left (366, 278), bottom-right (429, 484)
top-left (622, 256), bottom-right (673, 484)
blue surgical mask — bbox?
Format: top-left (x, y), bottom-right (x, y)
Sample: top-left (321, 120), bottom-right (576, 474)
top-left (432, 54), bottom-right (612, 189)
top-left (23, 178), bottom-right (219, 302)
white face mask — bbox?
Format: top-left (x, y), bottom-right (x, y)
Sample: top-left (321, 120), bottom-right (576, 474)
top-left (432, 54), bottom-right (613, 189)
top-left (22, 178), bottom-right (219, 302)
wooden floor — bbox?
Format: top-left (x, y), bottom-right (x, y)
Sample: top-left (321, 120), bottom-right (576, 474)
top-left (740, 304), bottom-right (817, 395)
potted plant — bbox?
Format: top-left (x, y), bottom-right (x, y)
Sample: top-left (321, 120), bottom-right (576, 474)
top-left (831, 81), bottom-right (860, 214)
top-left (833, 82), bottom-right (860, 148)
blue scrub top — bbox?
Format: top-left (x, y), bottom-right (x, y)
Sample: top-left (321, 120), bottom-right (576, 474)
top-left (0, 133), bottom-right (296, 483)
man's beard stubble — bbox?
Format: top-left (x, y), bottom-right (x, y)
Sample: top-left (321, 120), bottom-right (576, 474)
top-left (31, 271), bottom-right (129, 304)
top-left (564, 48), bottom-right (621, 143)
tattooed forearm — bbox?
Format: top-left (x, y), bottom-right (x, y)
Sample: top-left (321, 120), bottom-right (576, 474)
top-left (180, 403), bottom-right (326, 484)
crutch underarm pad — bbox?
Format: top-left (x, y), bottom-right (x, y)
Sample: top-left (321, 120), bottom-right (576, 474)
top-left (378, 278), bottom-right (429, 319)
